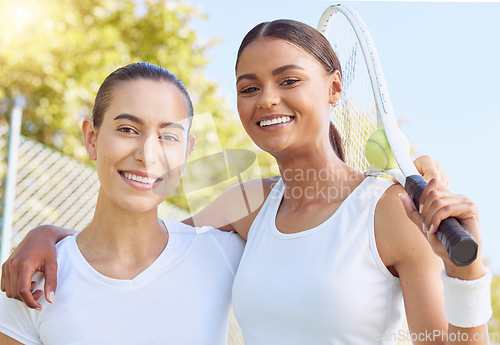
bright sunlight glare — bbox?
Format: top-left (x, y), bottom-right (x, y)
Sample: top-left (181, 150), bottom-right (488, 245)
top-left (0, 0), bottom-right (43, 47)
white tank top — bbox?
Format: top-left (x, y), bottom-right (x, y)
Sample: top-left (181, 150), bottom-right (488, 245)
top-left (232, 176), bottom-right (405, 345)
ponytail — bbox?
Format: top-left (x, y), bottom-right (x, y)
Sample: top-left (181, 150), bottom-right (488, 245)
top-left (329, 122), bottom-right (345, 162)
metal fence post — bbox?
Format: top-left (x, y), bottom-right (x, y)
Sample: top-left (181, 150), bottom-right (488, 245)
top-left (1, 96), bottom-right (24, 262)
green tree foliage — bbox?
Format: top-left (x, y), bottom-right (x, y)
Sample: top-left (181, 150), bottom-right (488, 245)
top-left (0, 0), bottom-right (277, 212)
top-left (490, 274), bottom-right (500, 337)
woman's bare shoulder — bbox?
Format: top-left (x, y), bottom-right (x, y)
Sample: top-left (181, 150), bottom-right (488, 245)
top-left (374, 184), bottom-right (441, 274)
top-left (184, 176), bottom-right (281, 238)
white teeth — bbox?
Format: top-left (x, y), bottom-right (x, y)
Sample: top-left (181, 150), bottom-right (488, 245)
top-left (123, 173), bottom-right (155, 184)
top-left (259, 116), bottom-right (292, 127)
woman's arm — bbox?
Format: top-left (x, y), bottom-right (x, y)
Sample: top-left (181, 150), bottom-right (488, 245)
top-left (376, 181), bottom-right (489, 344)
top-left (183, 176), bottom-right (279, 240)
top-left (1, 157), bottom-right (448, 309)
top-left (1, 178), bottom-right (276, 310)
top-left (0, 333), bottom-right (24, 345)
top-left (1, 226), bottom-right (76, 310)
top-left (183, 156), bottom-right (448, 237)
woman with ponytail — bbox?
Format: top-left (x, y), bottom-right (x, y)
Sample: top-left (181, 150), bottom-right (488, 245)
top-left (227, 19), bottom-right (489, 345)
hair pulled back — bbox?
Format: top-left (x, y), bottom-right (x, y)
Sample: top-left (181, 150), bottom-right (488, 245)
top-left (92, 62), bottom-right (194, 130)
top-left (236, 20), bottom-right (345, 162)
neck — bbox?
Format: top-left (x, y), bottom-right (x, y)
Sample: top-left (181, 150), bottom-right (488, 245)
top-left (77, 190), bottom-right (168, 265)
top-left (274, 139), bottom-right (365, 208)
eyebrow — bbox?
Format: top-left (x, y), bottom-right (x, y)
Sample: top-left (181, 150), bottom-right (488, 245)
top-left (272, 64), bottom-right (304, 76)
top-left (236, 64), bottom-right (304, 84)
top-left (114, 114), bottom-right (186, 131)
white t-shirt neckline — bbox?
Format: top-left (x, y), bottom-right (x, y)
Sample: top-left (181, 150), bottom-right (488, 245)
top-left (70, 218), bottom-right (177, 288)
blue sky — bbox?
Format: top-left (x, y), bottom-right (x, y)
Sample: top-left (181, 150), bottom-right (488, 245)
top-left (187, 0), bottom-right (500, 272)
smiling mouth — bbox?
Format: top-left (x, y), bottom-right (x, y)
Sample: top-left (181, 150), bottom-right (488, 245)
top-left (119, 171), bottom-right (163, 185)
top-left (258, 116), bottom-right (294, 127)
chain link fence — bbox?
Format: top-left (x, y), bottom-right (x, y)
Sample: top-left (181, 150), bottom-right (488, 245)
top-left (0, 125), bottom-right (244, 345)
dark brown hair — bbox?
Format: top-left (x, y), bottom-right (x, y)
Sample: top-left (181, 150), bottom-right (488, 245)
top-left (236, 20), bottom-right (345, 162)
top-left (92, 62), bottom-right (194, 130)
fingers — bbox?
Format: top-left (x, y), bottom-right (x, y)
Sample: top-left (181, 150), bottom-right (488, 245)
top-left (423, 194), bottom-right (479, 238)
top-left (418, 179), bottom-right (480, 243)
top-left (43, 262), bottom-right (57, 304)
top-left (3, 254), bottom-right (45, 309)
top-left (0, 263), bottom-right (5, 293)
top-left (413, 155), bottom-right (450, 191)
top-left (31, 281), bottom-right (44, 303)
top-left (16, 261), bottom-right (42, 310)
top-left (2, 257), bottom-right (46, 310)
top-left (1, 261), bottom-right (13, 298)
top-left (8, 258), bottom-right (22, 302)
top-left (419, 178), bottom-right (442, 215)
top-left (32, 289), bottom-right (44, 302)
top-left (400, 175), bottom-right (482, 271)
top-left (399, 193), bottom-right (421, 228)
top-left (0, 225), bottom-right (65, 310)
top-left (2, 250), bottom-right (17, 298)
top-left (399, 192), bottom-right (433, 240)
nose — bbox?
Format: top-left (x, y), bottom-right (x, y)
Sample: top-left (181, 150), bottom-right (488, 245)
top-left (256, 85), bottom-right (280, 109)
top-left (135, 134), bottom-right (158, 168)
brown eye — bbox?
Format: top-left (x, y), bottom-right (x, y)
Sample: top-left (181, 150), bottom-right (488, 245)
top-left (239, 86), bottom-right (259, 94)
top-left (159, 134), bottom-right (180, 142)
top-left (281, 79), bottom-right (299, 86)
top-left (118, 127), bottom-right (137, 134)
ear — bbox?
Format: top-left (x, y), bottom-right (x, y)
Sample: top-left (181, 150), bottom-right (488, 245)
top-left (328, 70), bottom-right (342, 105)
top-left (177, 134), bottom-right (196, 177)
top-left (82, 118), bottom-right (97, 160)
top-left (185, 134), bottom-right (196, 161)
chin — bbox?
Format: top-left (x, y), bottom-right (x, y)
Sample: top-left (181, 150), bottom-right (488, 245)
top-left (123, 204), bottom-right (159, 215)
top-left (118, 197), bottom-right (163, 215)
top-left (254, 138), bottom-right (292, 156)
top-left (152, 181), bottom-right (179, 198)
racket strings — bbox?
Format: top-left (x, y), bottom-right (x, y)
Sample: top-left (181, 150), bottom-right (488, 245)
top-left (321, 11), bottom-right (378, 172)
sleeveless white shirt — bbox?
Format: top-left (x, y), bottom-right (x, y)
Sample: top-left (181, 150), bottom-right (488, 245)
top-left (232, 176), bottom-right (405, 345)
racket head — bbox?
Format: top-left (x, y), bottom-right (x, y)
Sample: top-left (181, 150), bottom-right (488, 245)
top-left (318, 5), bottom-right (418, 177)
top-left (318, 5), bottom-right (378, 173)
top-left (319, 5), bottom-right (477, 266)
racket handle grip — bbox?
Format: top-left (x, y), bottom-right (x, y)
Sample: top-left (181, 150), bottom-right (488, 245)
top-left (405, 175), bottom-right (478, 267)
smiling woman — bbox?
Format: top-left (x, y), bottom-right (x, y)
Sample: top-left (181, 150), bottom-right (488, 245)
top-left (229, 19), bottom-right (490, 345)
top-left (84, 78), bottom-right (193, 212)
top-left (0, 62), bottom-right (244, 345)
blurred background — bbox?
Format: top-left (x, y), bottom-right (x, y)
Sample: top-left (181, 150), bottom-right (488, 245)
top-left (0, 0), bottom-right (499, 343)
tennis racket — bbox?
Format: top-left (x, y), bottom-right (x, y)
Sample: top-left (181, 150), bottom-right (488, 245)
top-left (317, 4), bottom-right (477, 266)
